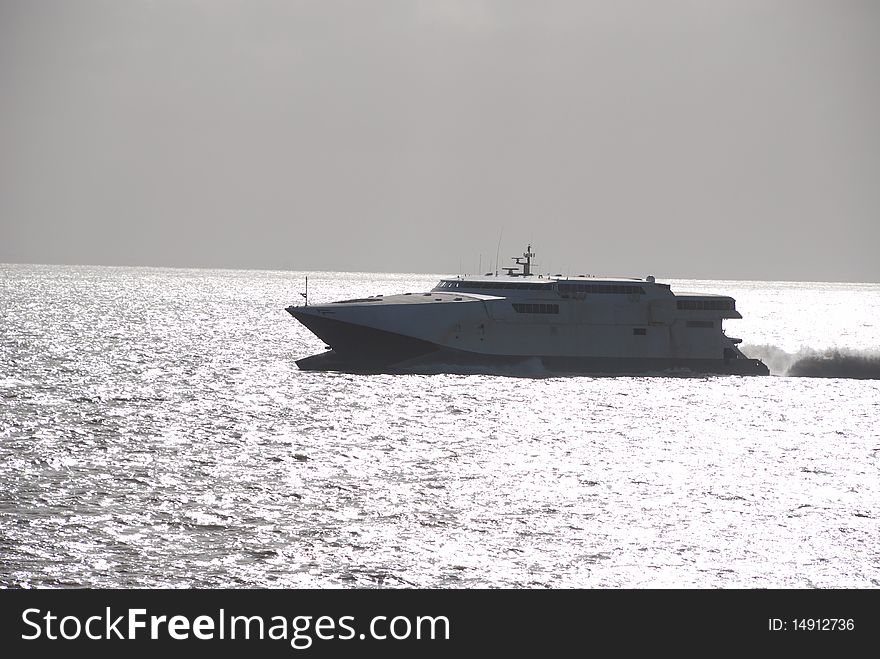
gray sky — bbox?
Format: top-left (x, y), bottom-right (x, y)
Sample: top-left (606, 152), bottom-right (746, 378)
top-left (2, 0), bottom-right (878, 281)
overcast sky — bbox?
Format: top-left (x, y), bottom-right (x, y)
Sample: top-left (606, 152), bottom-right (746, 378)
top-left (2, 0), bottom-right (878, 281)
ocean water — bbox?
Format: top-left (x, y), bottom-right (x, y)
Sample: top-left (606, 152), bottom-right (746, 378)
top-left (1, 264), bottom-right (878, 588)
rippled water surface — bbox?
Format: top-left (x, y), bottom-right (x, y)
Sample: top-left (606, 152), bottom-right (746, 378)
top-left (1, 265), bottom-right (879, 588)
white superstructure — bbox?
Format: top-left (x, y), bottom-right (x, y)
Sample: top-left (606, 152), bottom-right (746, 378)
top-left (287, 246), bottom-right (768, 376)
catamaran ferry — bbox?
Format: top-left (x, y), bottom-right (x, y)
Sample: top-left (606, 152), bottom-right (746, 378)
top-left (287, 246), bottom-right (769, 376)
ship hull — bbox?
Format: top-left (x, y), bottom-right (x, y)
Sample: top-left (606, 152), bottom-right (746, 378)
top-left (289, 309), bottom-right (769, 377)
top-left (298, 347), bottom-right (769, 376)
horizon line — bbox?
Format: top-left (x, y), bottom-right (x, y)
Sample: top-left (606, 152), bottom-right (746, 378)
top-left (2, 260), bottom-right (878, 286)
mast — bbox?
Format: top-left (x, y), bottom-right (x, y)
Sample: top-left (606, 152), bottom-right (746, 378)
top-left (300, 276), bottom-right (308, 306)
top-left (510, 244), bottom-right (536, 277)
top-left (523, 244), bottom-right (534, 276)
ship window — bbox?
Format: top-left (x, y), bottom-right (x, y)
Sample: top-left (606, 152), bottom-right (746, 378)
top-left (686, 320), bottom-right (714, 328)
top-left (633, 328), bottom-right (646, 336)
top-left (456, 280), bottom-right (551, 291)
top-left (512, 303), bottom-right (559, 314)
top-left (677, 299), bottom-right (735, 311)
top-left (558, 283), bottom-right (645, 295)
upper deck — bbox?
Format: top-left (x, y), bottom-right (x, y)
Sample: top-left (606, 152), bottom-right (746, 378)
top-left (324, 244), bottom-right (741, 319)
top-left (433, 274), bottom-right (664, 298)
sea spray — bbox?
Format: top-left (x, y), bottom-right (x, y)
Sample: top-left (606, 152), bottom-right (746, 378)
top-left (742, 345), bottom-right (880, 379)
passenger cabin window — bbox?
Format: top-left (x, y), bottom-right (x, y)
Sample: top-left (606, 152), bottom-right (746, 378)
top-left (558, 283), bottom-right (646, 296)
top-left (512, 303), bottom-right (559, 314)
top-left (442, 281), bottom-right (548, 291)
top-left (676, 299), bottom-right (734, 311)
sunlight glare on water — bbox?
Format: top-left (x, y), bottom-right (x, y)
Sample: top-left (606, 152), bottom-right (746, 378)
top-left (1, 265), bottom-right (879, 588)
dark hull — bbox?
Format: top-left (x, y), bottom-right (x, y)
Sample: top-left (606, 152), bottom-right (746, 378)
top-left (297, 348), bottom-right (768, 376)
top-left (289, 307), bottom-right (441, 371)
top-left (288, 308), bottom-right (769, 377)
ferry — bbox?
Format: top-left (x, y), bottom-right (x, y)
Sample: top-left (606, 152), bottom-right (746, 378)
top-left (286, 246), bottom-right (769, 376)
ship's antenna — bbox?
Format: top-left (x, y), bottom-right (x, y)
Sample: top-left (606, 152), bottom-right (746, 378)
top-left (300, 275), bottom-right (308, 306)
top-left (523, 244), bottom-right (535, 276)
top-left (495, 227), bottom-right (503, 276)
